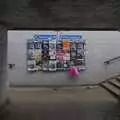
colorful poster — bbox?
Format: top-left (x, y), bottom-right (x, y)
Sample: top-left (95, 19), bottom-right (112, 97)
top-left (27, 34), bottom-right (86, 72)
top-left (63, 40), bottom-right (70, 50)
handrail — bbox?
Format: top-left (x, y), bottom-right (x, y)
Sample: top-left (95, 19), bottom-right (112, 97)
top-left (104, 56), bottom-right (120, 64)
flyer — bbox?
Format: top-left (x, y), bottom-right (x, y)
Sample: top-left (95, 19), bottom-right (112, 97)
top-left (49, 60), bottom-right (56, 71)
top-left (63, 40), bottom-right (70, 50)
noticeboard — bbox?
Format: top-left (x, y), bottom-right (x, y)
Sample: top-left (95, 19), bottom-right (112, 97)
top-left (27, 33), bottom-right (86, 72)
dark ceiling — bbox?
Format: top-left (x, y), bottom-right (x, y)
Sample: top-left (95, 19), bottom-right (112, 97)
top-left (0, 0), bottom-right (120, 30)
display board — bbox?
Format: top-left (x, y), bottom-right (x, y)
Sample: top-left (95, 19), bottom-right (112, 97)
top-left (27, 33), bottom-right (86, 72)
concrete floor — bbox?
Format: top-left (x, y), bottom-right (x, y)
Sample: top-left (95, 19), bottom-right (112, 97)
top-left (1, 86), bottom-right (120, 120)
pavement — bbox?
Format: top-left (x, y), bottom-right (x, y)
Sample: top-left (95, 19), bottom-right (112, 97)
top-left (1, 86), bottom-right (120, 120)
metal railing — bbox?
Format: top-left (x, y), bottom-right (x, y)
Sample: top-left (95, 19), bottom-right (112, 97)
top-left (104, 56), bottom-right (120, 65)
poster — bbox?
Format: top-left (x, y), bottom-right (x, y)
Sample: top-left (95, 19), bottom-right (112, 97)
top-left (27, 33), bottom-right (86, 72)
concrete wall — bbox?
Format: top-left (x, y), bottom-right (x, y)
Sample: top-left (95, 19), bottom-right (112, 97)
top-left (0, 26), bottom-right (8, 105)
top-left (0, 0), bottom-right (120, 29)
top-left (8, 31), bottom-right (120, 86)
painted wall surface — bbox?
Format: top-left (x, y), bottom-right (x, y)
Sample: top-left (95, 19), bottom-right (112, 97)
top-left (8, 31), bottom-right (120, 86)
